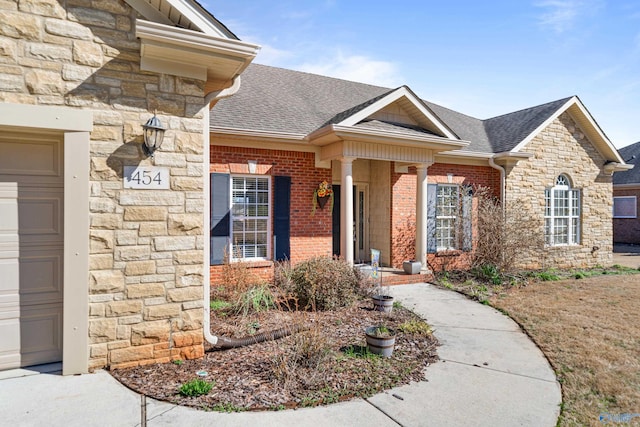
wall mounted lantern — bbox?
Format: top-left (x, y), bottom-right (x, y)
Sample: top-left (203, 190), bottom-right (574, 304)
top-left (142, 113), bottom-right (166, 157)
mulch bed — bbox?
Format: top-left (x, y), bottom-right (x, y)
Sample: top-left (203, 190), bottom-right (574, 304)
top-left (110, 299), bottom-right (439, 411)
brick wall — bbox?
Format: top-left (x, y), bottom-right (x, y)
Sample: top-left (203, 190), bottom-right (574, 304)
top-left (613, 188), bottom-right (640, 244)
top-left (389, 162), bottom-right (500, 270)
top-left (505, 113), bottom-right (613, 268)
top-left (210, 145), bottom-right (333, 284)
top-left (0, 0), bottom-right (208, 369)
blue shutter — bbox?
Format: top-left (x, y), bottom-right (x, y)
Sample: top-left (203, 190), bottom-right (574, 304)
top-left (210, 173), bottom-right (230, 265)
top-left (462, 188), bottom-right (473, 251)
top-left (427, 184), bottom-right (437, 253)
top-left (273, 176), bottom-right (291, 261)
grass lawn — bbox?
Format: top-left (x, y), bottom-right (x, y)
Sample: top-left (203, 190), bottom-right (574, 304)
top-left (487, 274), bottom-right (640, 426)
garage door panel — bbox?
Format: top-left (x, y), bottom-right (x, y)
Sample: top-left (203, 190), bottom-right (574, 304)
top-left (0, 138), bottom-right (63, 179)
top-left (18, 193), bottom-right (63, 242)
top-left (19, 252), bottom-right (63, 305)
top-left (20, 303), bottom-right (62, 366)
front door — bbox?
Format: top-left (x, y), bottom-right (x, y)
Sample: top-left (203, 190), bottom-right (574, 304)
top-left (0, 131), bottom-right (64, 369)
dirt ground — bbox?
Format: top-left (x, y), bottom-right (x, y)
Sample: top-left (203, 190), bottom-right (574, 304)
top-left (489, 274), bottom-right (640, 426)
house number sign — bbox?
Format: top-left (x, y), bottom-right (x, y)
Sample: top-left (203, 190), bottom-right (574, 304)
top-left (124, 165), bottom-right (170, 189)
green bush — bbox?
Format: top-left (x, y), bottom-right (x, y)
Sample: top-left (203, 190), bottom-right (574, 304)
top-left (277, 256), bottom-right (368, 311)
top-left (178, 379), bottom-right (214, 397)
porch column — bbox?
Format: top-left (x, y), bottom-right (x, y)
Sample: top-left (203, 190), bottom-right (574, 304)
top-left (340, 157), bottom-right (355, 265)
top-left (415, 164), bottom-right (428, 270)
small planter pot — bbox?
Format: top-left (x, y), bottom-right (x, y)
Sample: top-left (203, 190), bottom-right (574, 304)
top-left (365, 326), bottom-right (396, 357)
top-left (403, 260), bottom-right (421, 275)
top-left (372, 294), bottom-right (394, 312)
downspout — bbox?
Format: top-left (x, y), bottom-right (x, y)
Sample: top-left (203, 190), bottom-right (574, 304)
top-left (202, 76), bottom-right (242, 346)
top-left (488, 156), bottom-right (506, 215)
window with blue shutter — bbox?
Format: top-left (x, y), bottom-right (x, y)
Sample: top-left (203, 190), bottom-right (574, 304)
top-left (210, 173), bottom-right (230, 265)
top-left (273, 176), bottom-right (291, 261)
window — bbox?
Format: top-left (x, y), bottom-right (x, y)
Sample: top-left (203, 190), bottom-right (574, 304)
top-left (613, 196), bottom-right (637, 218)
top-left (230, 176), bottom-right (270, 260)
top-left (544, 175), bottom-right (580, 245)
top-left (436, 185), bottom-right (459, 250)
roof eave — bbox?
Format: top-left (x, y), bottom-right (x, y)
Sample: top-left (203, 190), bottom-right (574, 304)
top-left (210, 126), bottom-right (306, 142)
top-left (136, 19), bottom-right (260, 82)
top-left (308, 124), bottom-right (469, 152)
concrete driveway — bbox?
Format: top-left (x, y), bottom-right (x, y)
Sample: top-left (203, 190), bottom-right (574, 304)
top-left (613, 243), bottom-right (640, 269)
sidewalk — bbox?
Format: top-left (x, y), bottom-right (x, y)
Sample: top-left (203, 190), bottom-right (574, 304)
top-left (0, 283), bottom-right (561, 427)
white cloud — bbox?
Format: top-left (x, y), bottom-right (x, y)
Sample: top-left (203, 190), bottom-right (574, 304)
top-left (534, 0), bottom-right (602, 33)
top-left (295, 52), bottom-right (403, 88)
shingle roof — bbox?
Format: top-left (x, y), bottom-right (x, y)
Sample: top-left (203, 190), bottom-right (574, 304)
top-left (614, 141), bottom-right (640, 185)
top-left (211, 64), bottom-right (390, 135)
top-left (211, 63), bottom-right (571, 154)
top-left (483, 97), bottom-right (573, 152)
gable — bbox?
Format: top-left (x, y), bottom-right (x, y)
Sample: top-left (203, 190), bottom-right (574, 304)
top-left (511, 96), bottom-right (625, 164)
top-left (335, 86), bottom-right (457, 140)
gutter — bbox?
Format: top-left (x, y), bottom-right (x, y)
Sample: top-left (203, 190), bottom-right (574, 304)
top-left (202, 77), bottom-right (243, 347)
top-left (488, 156), bottom-right (506, 215)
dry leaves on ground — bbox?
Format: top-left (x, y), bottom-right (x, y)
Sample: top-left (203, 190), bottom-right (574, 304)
top-left (111, 300), bottom-right (438, 411)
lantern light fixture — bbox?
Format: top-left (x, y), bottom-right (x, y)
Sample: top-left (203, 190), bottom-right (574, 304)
top-left (142, 113), bottom-right (166, 158)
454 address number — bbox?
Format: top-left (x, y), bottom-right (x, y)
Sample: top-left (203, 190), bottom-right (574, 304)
top-left (124, 166), bottom-right (170, 189)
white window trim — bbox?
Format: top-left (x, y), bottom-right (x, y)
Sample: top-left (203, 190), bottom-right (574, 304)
top-left (613, 196), bottom-right (637, 218)
top-left (544, 176), bottom-right (581, 246)
top-left (436, 184), bottom-right (459, 251)
top-left (229, 174), bottom-right (272, 262)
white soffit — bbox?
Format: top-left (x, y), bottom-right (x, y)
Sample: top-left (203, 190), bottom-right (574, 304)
top-left (136, 19), bottom-right (259, 81)
top-left (511, 96), bottom-right (626, 164)
top-left (125, 0), bottom-right (235, 38)
top-left (336, 86), bottom-right (458, 140)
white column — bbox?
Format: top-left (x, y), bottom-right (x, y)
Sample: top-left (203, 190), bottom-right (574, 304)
top-left (415, 164), bottom-right (428, 270)
top-left (340, 157), bottom-right (354, 265)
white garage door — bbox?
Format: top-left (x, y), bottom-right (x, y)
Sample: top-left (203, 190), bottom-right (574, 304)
top-left (0, 131), bottom-right (64, 369)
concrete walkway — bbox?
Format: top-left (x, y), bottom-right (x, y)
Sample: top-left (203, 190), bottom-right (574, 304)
top-left (0, 283), bottom-right (561, 427)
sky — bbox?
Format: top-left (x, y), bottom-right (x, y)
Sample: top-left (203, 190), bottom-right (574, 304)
top-left (207, 1), bottom-right (640, 149)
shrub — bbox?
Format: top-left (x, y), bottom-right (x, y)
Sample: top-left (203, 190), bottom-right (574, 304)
top-left (235, 284), bottom-right (274, 316)
top-left (179, 379), bottom-right (214, 397)
top-left (473, 186), bottom-right (544, 272)
top-left (277, 256), bottom-right (368, 311)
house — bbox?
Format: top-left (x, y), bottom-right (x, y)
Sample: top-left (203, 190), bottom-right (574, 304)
top-left (0, 0), bottom-right (258, 374)
top-left (209, 64), bottom-right (630, 282)
top-left (0, 0), bottom-right (629, 376)
top-left (613, 141), bottom-right (640, 244)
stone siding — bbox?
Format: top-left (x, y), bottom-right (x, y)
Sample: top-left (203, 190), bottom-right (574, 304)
top-left (0, 0), bottom-right (208, 369)
top-left (505, 113), bottom-right (613, 268)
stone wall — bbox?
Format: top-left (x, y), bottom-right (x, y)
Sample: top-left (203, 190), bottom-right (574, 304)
top-left (0, 0), bottom-right (208, 369)
top-left (505, 113), bottom-right (613, 269)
